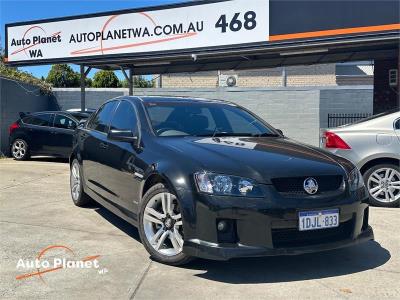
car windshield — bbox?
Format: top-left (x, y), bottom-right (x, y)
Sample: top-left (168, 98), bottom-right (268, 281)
top-left (144, 101), bottom-right (279, 137)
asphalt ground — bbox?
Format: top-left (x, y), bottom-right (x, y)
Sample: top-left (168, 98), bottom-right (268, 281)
top-left (0, 158), bottom-right (399, 299)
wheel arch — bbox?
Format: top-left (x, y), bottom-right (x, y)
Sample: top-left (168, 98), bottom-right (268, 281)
top-left (141, 173), bottom-right (172, 199)
top-left (360, 157), bottom-right (400, 174)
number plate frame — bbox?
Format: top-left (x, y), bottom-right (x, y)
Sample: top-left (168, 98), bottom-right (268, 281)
top-left (298, 209), bottom-right (340, 231)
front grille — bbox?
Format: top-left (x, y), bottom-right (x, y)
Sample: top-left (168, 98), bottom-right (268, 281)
top-left (271, 175), bottom-right (343, 196)
top-left (272, 219), bottom-right (354, 248)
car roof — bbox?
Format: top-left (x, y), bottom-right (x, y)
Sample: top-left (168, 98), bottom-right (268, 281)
top-left (125, 96), bottom-right (232, 105)
top-left (20, 111), bottom-right (89, 120)
top-left (332, 110), bottom-right (400, 131)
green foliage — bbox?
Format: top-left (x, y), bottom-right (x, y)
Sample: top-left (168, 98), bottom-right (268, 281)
top-left (92, 70), bottom-right (121, 88)
top-left (0, 60), bottom-right (52, 95)
top-left (46, 64), bottom-right (80, 87)
top-left (122, 75), bottom-right (154, 88)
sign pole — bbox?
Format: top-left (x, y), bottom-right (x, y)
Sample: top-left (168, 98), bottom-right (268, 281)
top-left (80, 65), bottom-right (86, 112)
top-left (129, 68), bottom-right (134, 96)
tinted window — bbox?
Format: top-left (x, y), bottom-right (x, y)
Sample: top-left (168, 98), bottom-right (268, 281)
top-left (87, 101), bottom-right (117, 133)
top-left (145, 102), bottom-right (276, 137)
top-left (110, 101), bottom-right (138, 133)
top-left (395, 119), bottom-right (400, 130)
top-left (23, 113), bottom-right (53, 127)
top-left (54, 114), bottom-right (77, 130)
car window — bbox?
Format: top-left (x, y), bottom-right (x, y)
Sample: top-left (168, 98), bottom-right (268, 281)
top-left (87, 101), bottom-right (117, 133)
top-left (110, 101), bottom-right (138, 133)
top-left (54, 114), bottom-right (77, 130)
top-left (221, 109), bottom-right (264, 134)
top-left (145, 102), bottom-right (276, 137)
top-left (395, 119), bottom-right (400, 130)
top-left (23, 113), bottom-right (53, 127)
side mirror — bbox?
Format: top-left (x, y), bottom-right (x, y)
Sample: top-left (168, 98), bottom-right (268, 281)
top-left (108, 129), bottom-right (139, 147)
top-left (78, 119), bottom-right (87, 127)
top-left (276, 129), bottom-right (284, 136)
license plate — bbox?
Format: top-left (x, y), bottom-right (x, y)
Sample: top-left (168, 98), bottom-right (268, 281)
top-left (299, 209), bottom-right (339, 231)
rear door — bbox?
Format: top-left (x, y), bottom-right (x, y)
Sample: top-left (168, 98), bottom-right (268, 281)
top-left (51, 114), bottom-right (78, 157)
top-left (82, 101), bottom-right (118, 198)
top-left (22, 113), bottom-right (54, 154)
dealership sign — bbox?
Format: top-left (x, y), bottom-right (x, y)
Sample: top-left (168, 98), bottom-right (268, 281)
top-left (6, 0), bottom-right (269, 63)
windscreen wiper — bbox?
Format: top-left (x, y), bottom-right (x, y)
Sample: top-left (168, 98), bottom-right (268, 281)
top-left (252, 133), bottom-right (280, 137)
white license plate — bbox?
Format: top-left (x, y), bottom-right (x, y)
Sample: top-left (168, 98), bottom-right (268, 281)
top-left (299, 209), bottom-right (339, 231)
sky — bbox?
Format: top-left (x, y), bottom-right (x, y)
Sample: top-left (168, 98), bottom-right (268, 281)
top-left (0, 0), bottom-right (188, 79)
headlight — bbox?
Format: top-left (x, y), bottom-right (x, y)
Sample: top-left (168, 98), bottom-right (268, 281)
top-left (194, 172), bottom-right (263, 197)
top-left (348, 168), bottom-right (364, 191)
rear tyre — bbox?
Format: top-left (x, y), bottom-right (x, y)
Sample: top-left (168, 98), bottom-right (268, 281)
top-left (11, 139), bottom-right (30, 160)
top-left (138, 183), bottom-right (193, 266)
top-left (70, 159), bottom-right (94, 207)
top-left (363, 163), bottom-right (400, 207)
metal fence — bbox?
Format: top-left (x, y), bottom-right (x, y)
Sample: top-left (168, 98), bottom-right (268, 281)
top-left (328, 113), bottom-right (372, 128)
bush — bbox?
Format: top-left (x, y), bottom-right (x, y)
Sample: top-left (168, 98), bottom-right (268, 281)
top-left (0, 63), bottom-right (52, 95)
top-left (92, 70), bottom-right (121, 88)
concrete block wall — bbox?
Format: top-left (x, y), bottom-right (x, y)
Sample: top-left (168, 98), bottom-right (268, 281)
top-left (319, 87), bottom-right (373, 129)
top-left (53, 86), bottom-right (373, 146)
top-left (0, 77), bottom-right (59, 155)
top-left (52, 88), bottom-right (125, 110)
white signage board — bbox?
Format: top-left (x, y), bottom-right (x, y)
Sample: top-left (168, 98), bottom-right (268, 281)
top-left (6, 0), bottom-right (269, 63)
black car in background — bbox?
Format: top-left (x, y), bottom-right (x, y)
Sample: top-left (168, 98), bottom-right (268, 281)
top-left (70, 96), bottom-right (373, 265)
top-left (9, 110), bottom-right (92, 160)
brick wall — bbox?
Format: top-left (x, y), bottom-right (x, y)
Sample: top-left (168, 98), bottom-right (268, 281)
top-left (158, 64), bottom-right (337, 88)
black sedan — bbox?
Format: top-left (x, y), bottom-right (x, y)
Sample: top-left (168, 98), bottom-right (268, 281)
top-left (70, 96), bottom-right (373, 265)
top-left (9, 110), bottom-right (92, 160)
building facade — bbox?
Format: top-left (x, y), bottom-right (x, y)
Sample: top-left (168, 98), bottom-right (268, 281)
top-left (155, 62), bottom-right (374, 88)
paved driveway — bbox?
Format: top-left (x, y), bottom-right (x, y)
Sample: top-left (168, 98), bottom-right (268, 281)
top-left (0, 158), bottom-right (399, 299)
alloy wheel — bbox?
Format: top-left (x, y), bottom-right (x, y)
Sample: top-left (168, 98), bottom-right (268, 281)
top-left (12, 140), bottom-right (26, 159)
top-left (367, 167), bottom-right (400, 203)
top-left (143, 192), bottom-right (184, 256)
top-left (70, 162), bottom-right (81, 201)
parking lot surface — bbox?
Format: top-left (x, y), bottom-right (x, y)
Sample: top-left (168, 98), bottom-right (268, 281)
top-left (0, 158), bottom-right (399, 299)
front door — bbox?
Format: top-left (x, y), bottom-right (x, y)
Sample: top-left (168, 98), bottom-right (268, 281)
top-left (82, 101), bottom-right (118, 199)
top-left (104, 100), bottom-right (144, 216)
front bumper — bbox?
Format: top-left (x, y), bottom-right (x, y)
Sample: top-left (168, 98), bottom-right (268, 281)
top-left (178, 185), bottom-right (373, 260)
top-left (183, 226), bottom-right (373, 260)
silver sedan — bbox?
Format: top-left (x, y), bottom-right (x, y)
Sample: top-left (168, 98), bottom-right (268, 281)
top-left (321, 110), bottom-right (400, 207)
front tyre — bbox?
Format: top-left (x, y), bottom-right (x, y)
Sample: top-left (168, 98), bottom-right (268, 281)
top-left (138, 183), bottom-right (192, 266)
top-left (70, 159), bottom-right (93, 207)
top-left (364, 163), bottom-right (400, 207)
top-left (11, 139), bottom-right (30, 160)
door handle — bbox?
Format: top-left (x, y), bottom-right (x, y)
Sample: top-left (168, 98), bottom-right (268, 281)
top-left (99, 142), bottom-right (109, 149)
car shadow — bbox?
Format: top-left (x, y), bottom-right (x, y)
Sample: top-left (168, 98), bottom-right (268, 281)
top-left (28, 157), bottom-right (69, 163)
top-left (187, 241), bottom-right (390, 283)
top-left (93, 206), bottom-right (141, 241)
top-left (91, 205), bottom-right (390, 284)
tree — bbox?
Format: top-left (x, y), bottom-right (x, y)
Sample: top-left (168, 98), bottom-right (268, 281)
top-left (92, 70), bottom-right (121, 88)
top-left (122, 75), bottom-right (154, 88)
top-left (85, 77), bottom-right (93, 87)
top-left (46, 64), bottom-right (80, 87)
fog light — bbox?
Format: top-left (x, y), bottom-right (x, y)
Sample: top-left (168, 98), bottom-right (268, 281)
top-left (217, 220), bottom-right (227, 232)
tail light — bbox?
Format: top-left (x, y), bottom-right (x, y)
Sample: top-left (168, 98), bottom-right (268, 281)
top-left (9, 122), bottom-right (19, 134)
top-left (324, 131), bottom-right (351, 149)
